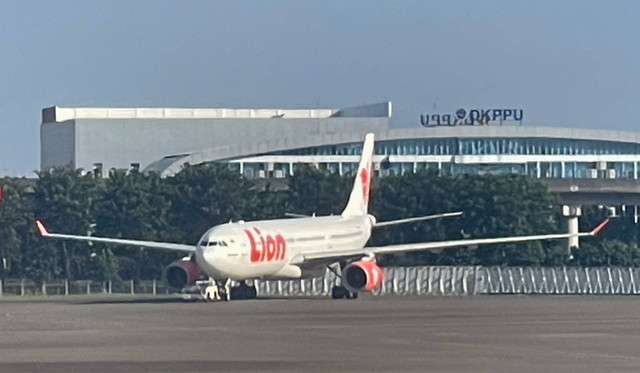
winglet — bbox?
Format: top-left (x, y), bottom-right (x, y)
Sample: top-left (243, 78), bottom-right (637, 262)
top-left (35, 220), bottom-right (49, 236)
top-left (590, 219), bottom-right (610, 236)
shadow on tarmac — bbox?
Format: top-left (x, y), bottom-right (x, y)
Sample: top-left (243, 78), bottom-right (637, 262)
top-left (76, 296), bottom-right (186, 305)
top-left (77, 295), bottom-right (334, 304)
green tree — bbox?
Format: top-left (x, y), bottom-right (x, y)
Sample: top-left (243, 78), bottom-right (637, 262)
top-left (32, 167), bottom-right (101, 280)
top-left (92, 169), bottom-right (178, 280)
top-left (373, 173), bottom-right (560, 266)
top-left (571, 239), bottom-right (640, 267)
top-left (11, 162), bottom-right (639, 283)
top-left (0, 178), bottom-right (32, 288)
top-left (287, 165), bottom-right (352, 216)
top-left (167, 164), bottom-right (257, 243)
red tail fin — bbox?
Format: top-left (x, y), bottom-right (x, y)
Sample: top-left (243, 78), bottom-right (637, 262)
top-left (342, 133), bottom-right (374, 216)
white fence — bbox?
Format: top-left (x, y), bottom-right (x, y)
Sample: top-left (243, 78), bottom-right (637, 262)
top-left (253, 266), bottom-right (640, 296)
top-left (3, 267), bottom-right (640, 297)
top-left (0, 279), bottom-right (167, 297)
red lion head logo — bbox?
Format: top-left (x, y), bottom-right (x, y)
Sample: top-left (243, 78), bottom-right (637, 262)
top-left (359, 167), bottom-right (370, 204)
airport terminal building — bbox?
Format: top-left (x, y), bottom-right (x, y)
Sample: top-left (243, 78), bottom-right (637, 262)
top-left (41, 102), bottom-right (640, 182)
top-left (41, 102), bottom-right (640, 248)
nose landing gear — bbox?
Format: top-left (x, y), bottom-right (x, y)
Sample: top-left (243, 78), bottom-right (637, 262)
top-left (201, 280), bottom-right (223, 301)
top-left (201, 279), bottom-right (257, 301)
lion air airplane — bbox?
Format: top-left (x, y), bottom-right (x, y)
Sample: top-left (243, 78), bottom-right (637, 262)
top-left (35, 133), bottom-right (609, 300)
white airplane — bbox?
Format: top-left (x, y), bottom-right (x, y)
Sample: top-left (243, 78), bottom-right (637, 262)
top-left (35, 133), bottom-right (609, 300)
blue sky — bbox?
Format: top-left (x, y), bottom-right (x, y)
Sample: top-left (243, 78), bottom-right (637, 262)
top-left (1, 1), bottom-right (639, 175)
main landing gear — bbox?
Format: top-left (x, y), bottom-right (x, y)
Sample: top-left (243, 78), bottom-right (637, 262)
top-left (331, 285), bottom-right (358, 299)
top-left (202, 279), bottom-right (257, 302)
top-left (230, 281), bottom-right (258, 300)
top-left (328, 261), bottom-right (359, 300)
top-left (203, 281), bottom-right (223, 301)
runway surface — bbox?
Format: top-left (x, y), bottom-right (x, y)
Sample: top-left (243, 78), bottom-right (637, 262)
top-left (1, 295), bottom-right (640, 372)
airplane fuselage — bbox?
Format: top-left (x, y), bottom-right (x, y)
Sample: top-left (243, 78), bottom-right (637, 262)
top-left (195, 215), bottom-right (373, 280)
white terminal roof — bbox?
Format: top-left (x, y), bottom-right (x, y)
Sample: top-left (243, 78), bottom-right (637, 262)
top-left (43, 107), bottom-right (336, 122)
top-left (40, 102), bottom-right (392, 175)
top-left (42, 102), bottom-right (392, 123)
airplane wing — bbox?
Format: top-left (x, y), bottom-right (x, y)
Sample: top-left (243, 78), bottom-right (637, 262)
top-left (35, 220), bottom-right (196, 253)
top-left (286, 211), bottom-right (462, 225)
top-left (374, 211), bottom-right (463, 227)
top-left (291, 219), bottom-right (610, 264)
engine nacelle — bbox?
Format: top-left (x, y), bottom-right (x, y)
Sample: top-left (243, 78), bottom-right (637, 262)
top-left (163, 258), bottom-right (204, 292)
top-left (342, 260), bottom-right (384, 293)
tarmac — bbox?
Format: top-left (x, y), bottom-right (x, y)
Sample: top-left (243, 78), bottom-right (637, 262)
top-left (1, 294), bottom-right (640, 372)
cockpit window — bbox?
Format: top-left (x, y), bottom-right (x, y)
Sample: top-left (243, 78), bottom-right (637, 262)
top-left (200, 240), bottom-right (229, 247)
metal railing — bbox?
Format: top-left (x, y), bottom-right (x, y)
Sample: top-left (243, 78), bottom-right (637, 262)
top-left (253, 266), bottom-right (640, 296)
top-left (3, 267), bottom-right (640, 297)
top-left (0, 279), bottom-right (167, 297)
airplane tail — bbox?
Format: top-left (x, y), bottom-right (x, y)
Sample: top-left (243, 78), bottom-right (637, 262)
top-left (342, 133), bottom-right (375, 216)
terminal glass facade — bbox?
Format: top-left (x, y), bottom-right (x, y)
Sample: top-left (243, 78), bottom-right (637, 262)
top-left (276, 138), bottom-right (640, 157)
top-left (237, 137), bottom-right (640, 180)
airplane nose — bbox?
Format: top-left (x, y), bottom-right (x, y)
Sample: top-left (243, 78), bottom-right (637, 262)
top-left (202, 245), bottom-right (223, 260)
top-left (196, 244), bottom-right (221, 262)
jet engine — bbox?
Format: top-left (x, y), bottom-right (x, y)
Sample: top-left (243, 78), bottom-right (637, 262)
top-left (342, 260), bottom-right (384, 293)
top-left (163, 257), bottom-right (204, 291)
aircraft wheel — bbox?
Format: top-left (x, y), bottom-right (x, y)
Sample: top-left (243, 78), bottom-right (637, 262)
top-left (248, 286), bottom-right (257, 299)
top-left (331, 285), bottom-right (348, 299)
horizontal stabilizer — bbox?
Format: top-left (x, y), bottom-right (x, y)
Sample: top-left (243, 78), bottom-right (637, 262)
top-left (374, 211), bottom-right (463, 228)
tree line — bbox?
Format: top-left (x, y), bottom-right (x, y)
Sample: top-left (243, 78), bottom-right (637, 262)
top-left (0, 164), bottom-right (638, 285)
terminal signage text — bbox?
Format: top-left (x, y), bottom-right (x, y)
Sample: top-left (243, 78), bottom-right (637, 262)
top-left (420, 108), bottom-right (523, 127)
